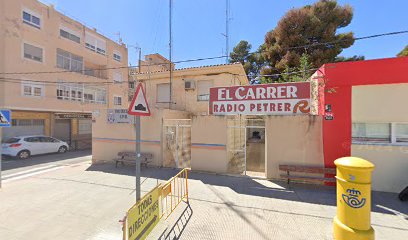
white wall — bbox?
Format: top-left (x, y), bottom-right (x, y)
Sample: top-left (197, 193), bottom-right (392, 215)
top-left (352, 84), bottom-right (408, 193)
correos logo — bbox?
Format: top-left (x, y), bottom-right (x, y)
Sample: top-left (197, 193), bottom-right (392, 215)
top-left (342, 188), bottom-right (366, 208)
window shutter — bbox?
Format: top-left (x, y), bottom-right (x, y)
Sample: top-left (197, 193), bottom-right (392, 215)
top-left (197, 80), bottom-right (213, 96)
top-left (157, 83), bottom-right (170, 102)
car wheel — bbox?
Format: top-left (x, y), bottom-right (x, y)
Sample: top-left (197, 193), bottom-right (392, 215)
top-left (18, 150), bottom-right (30, 160)
top-left (58, 146), bottom-right (68, 153)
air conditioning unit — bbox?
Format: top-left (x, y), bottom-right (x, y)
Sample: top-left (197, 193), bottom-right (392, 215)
top-left (185, 80), bottom-right (195, 90)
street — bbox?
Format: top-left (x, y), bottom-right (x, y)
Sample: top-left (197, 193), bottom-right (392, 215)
top-left (0, 153), bottom-right (407, 240)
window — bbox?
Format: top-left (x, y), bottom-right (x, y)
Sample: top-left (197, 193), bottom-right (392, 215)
top-left (60, 26), bottom-right (80, 43)
top-left (352, 123), bottom-right (390, 143)
top-left (14, 119), bottom-right (44, 127)
top-left (85, 32), bottom-right (106, 55)
top-left (197, 80), bottom-right (213, 101)
top-left (113, 51), bottom-right (122, 62)
top-left (395, 123), bottom-right (408, 143)
top-left (114, 96), bottom-right (122, 106)
top-left (24, 137), bottom-right (41, 143)
top-left (22, 10), bottom-right (41, 29)
top-left (40, 137), bottom-right (54, 143)
top-left (113, 72), bottom-right (123, 83)
top-left (352, 122), bottom-right (408, 145)
top-left (57, 82), bottom-right (106, 104)
top-left (157, 83), bottom-right (170, 103)
top-left (57, 49), bottom-right (83, 72)
top-left (5, 138), bottom-right (21, 144)
top-left (24, 43), bottom-right (43, 62)
top-left (22, 81), bottom-right (44, 97)
top-left (33, 87), bottom-right (42, 96)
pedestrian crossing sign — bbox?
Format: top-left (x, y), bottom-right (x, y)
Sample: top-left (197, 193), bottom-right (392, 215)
top-left (0, 110), bottom-right (11, 127)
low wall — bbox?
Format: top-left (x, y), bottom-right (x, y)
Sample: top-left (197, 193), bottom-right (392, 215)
top-left (265, 115), bottom-right (324, 179)
top-left (191, 115), bottom-right (228, 173)
top-left (92, 108), bottom-right (192, 166)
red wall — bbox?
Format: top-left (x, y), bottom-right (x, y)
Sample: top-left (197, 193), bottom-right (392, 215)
top-left (320, 57), bottom-right (408, 168)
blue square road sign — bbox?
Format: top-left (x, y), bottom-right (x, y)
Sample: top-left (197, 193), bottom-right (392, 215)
top-left (0, 110), bottom-right (11, 127)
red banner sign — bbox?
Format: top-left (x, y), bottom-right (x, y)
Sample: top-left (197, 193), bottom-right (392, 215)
top-left (209, 82), bottom-right (310, 115)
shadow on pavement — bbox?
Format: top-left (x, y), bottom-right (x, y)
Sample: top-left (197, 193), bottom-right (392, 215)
top-left (157, 202), bottom-right (193, 240)
top-left (86, 163), bottom-right (408, 216)
top-left (1, 150), bottom-right (91, 171)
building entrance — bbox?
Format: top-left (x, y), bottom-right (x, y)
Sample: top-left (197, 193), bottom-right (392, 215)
top-left (227, 117), bottom-right (266, 177)
top-left (163, 119), bottom-right (191, 169)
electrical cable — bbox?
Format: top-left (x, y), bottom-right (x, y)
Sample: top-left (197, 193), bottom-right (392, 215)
top-left (1, 30), bottom-right (407, 76)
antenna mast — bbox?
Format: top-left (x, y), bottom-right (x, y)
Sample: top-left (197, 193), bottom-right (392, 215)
top-left (169, 0), bottom-right (173, 109)
top-left (225, 0), bottom-right (230, 63)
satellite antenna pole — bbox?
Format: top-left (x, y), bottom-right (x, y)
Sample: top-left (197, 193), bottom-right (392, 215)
top-left (169, 0), bottom-right (173, 109)
top-left (225, 0), bottom-right (230, 63)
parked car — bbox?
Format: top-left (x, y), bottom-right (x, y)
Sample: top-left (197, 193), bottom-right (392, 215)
top-left (1, 136), bottom-right (69, 159)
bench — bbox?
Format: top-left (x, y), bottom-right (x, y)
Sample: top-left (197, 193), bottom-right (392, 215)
top-left (279, 165), bottom-right (336, 184)
top-left (114, 151), bottom-right (153, 168)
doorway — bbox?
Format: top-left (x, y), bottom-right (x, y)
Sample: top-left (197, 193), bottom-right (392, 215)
top-left (227, 117), bottom-right (266, 177)
top-left (163, 119), bottom-right (191, 169)
top-left (54, 119), bottom-right (71, 145)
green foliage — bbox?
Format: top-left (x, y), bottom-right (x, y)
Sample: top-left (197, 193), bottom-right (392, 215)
top-left (231, 0), bottom-right (356, 84)
top-left (397, 45), bottom-right (408, 57)
top-left (229, 41), bottom-right (266, 83)
top-left (334, 55), bottom-right (365, 62)
top-left (263, 0), bottom-right (355, 74)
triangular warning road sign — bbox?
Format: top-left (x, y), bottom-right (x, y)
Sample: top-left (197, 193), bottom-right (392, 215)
top-left (128, 83), bottom-right (151, 116)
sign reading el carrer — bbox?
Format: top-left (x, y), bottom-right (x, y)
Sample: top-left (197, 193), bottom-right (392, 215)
top-left (209, 82), bottom-right (311, 115)
top-left (126, 187), bottom-right (160, 240)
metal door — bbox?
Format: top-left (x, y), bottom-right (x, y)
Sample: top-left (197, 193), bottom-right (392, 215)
top-left (54, 119), bottom-right (71, 144)
top-left (163, 120), bottom-right (191, 168)
top-left (3, 119), bottom-right (45, 140)
top-left (227, 117), bottom-right (265, 176)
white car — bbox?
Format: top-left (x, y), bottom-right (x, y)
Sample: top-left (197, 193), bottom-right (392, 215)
top-left (1, 136), bottom-right (69, 159)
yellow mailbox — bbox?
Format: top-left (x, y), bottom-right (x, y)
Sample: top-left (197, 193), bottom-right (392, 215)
top-left (334, 157), bottom-right (375, 240)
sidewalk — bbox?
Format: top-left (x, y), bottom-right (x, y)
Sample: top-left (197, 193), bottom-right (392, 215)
top-left (0, 161), bottom-right (407, 240)
top-left (145, 168), bottom-right (408, 240)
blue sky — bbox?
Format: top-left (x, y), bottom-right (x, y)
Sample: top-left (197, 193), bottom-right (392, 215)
top-left (40, 0), bottom-right (408, 68)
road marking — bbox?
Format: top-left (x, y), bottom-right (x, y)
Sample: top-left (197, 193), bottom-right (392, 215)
top-left (2, 160), bottom-right (14, 164)
top-left (2, 165), bottom-right (65, 182)
top-left (2, 165), bottom-right (58, 178)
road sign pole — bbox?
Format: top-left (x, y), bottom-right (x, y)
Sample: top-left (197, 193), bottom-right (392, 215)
top-left (135, 116), bottom-right (141, 201)
top-left (128, 84), bottom-right (150, 202)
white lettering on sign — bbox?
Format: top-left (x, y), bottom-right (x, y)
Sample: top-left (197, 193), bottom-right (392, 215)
top-left (210, 82), bottom-right (311, 115)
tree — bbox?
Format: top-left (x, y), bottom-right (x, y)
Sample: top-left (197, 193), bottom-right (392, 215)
top-left (397, 45), bottom-right (408, 57)
top-left (229, 40), bottom-right (266, 84)
top-left (229, 40), bottom-right (251, 65)
top-left (263, 0), bottom-right (355, 76)
top-left (334, 55), bottom-right (365, 62)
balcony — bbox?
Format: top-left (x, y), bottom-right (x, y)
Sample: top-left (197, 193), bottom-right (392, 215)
top-left (83, 62), bottom-right (108, 79)
top-left (57, 49), bottom-right (108, 79)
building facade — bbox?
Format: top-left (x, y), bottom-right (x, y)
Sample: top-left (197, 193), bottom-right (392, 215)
top-left (92, 54), bottom-right (252, 170)
top-left (93, 54), bottom-right (408, 193)
top-left (0, 0), bottom-right (128, 148)
top-left (316, 56), bottom-right (408, 193)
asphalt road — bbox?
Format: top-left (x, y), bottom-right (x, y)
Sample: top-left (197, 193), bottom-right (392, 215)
top-left (1, 150), bottom-right (91, 181)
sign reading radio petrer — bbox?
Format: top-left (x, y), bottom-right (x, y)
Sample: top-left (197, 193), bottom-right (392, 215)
top-left (209, 82), bottom-right (311, 115)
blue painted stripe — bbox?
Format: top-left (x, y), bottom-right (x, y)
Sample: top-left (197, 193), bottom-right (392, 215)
top-left (93, 137), bottom-right (160, 144)
top-left (191, 143), bottom-right (226, 147)
top-left (94, 137), bottom-right (226, 147)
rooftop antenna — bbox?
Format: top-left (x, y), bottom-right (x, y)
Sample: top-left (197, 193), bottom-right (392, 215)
top-left (169, 0), bottom-right (173, 109)
top-left (114, 32), bottom-right (123, 44)
top-left (225, 0), bottom-right (230, 63)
